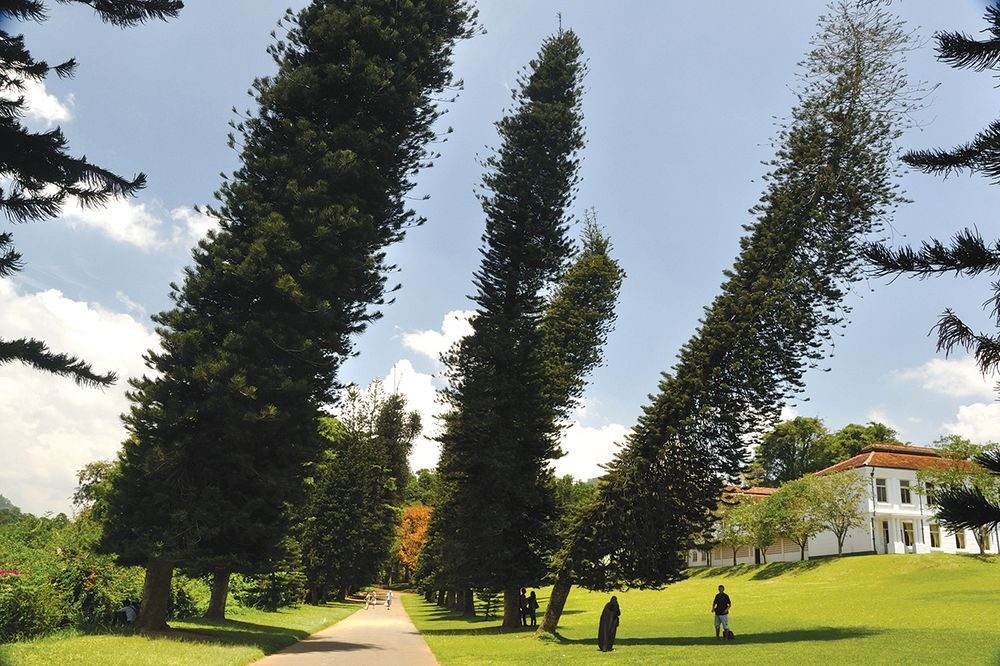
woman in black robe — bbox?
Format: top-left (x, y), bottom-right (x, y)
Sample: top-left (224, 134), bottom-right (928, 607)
top-left (597, 595), bottom-right (620, 652)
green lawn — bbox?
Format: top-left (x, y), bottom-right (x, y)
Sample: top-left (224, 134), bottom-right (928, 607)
top-left (407, 554), bottom-right (1000, 665)
top-left (0, 602), bottom-right (358, 666)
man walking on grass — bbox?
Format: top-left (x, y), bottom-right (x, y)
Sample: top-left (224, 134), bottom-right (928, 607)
top-left (712, 584), bottom-right (732, 639)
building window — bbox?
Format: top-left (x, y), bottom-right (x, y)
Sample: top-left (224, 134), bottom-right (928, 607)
top-left (902, 521), bottom-right (915, 547)
top-left (956, 530), bottom-right (967, 550)
top-left (875, 478), bottom-right (887, 502)
top-left (899, 479), bottom-right (912, 505)
top-left (930, 523), bottom-right (941, 548)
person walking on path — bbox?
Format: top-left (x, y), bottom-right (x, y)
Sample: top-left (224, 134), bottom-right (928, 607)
top-left (712, 584), bottom-right (732, 639)
top-left (597, 595), bottom-right (620, 652)
top-left (386, 590), bottom-right (393, 610)
top-left (526, 590), bottom-right (539, 627)
top-left (252, 591), bottom-right (437, 666)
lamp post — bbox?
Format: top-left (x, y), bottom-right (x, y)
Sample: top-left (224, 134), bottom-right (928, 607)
top-left (869, 467), bottom-right (877, 553)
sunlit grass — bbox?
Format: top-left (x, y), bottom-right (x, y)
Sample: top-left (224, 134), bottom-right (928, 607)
top-left (0, 602), bottom-right (358, 666)
top-left (407, 554), bottom-right (1000, 665)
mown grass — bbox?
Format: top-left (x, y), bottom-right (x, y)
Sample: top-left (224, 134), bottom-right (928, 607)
top-left (0, 601), bottom-right (358, 666)
top-left (407, 554), bottom-right (1000, 665)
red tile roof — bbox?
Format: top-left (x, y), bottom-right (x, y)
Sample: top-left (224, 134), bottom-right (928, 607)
top-left (722, 484), bottom-right (777, 498)
top-left (814, 442), bottom-right (974, 475)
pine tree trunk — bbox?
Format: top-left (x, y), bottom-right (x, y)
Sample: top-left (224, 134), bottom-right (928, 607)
top-left (462, 588), bottom-right (475, 617)
top-left (436, 589), bottom-right (445, 606)
top-left (538, 568), bottom-right (572, 633)
top-left (501, 585), bottom-right (521, 629)
top-left (136, 558), bottom-right (174, 631)
top-left (204, 569), bottom-right (231, 619)
top-left (446, 589), bottom-right (457, 609)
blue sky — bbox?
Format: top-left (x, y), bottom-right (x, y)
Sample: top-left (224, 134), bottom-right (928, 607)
top-left (3, 1), bottom-right (1000, 516)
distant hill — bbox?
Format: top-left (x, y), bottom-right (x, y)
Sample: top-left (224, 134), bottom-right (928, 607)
top-left (0, 494), bottom-right (21, 524)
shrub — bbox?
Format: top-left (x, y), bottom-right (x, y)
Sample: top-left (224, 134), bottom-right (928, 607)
top-left (0, 571), bottom-right (63, 642)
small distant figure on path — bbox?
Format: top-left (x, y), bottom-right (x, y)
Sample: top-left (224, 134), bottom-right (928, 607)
top-left (712, 584), bottom-right (732, 640)
top-left (386, 590), bottom-right (393, 610)
top-left (365, 590), bottom-right (375, 609)
top-left (526, 590), bottom-right (539, 627)
top-left (519, 587), bottom-right (528, 627)
top-left (597, 595), bottom-right (620, 652)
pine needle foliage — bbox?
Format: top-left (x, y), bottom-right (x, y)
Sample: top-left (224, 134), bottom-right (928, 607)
top-left (540, 1), bottom-right (918, 631)
top-left (99, 0), bottom-right (475, 631)
top-left (0, 0), bottom-right (180, 386)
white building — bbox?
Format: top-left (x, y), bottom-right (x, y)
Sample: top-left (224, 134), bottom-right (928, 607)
top-left (811, 443), bottom-right (999, 557)
top-left (689, 443), bottom-right (1000, 568)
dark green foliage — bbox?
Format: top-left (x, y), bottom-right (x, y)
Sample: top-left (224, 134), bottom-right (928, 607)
top-left (300, 395), bottom-right (419, 603)
top-left (862, 6), bottom-right (1000, 533)
top-left (431, 28), bottom-right (595, 598)
top-left (474, 588), bottom-right (501, 618)
top-left (230, 568), bottom-right (306, 612)
top-left (100, 0), bottom-right (474, 629)
top-left (0, 0), bottom-right (179, 386)
top-left (561, 0), bottom-right (914, 595)
top-left (751, 417), bottom-right (833, 485)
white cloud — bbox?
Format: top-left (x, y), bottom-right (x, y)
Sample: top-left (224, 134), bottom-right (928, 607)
top-left (402, 310), bottom-right (474, 362)
top-left (942, 402), bottom-right (1000, 444)
top-left (170, 207), bottom-right (218, 246)
top-left (58, 200), bottom-right (217, 251)
top-left (897, 356), bottom-right (996, 399)
top-left (9, 76), bottom-right (74, 126)
top-left (0, 281), bottom-right (156, 516)
top-left (553, 421), bottom-right (628, 481)
top-left (60, 197), bottom-right (164, 250)
top-left (380, 359), bottom-right (446, 473)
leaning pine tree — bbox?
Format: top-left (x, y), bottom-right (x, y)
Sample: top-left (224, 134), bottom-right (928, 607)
top-left (430, 29), bottom-right (623, 629)
top-left (539, 0), bottom-right (919, 632)
top-left (100, 0), bottom-right (475, 631)
top-left (862, 5), bottom-right (1000, 531)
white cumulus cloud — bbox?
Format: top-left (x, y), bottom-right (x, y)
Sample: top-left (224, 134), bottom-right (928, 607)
top-left (58, 199), bottom-right (217, 251)
top-left (897, 356), bottom-right (996, 399)
top-left (553, 421), bottom-right (628, 481)
top-left (5, 76), bottom-right (74, 126)
top-left (402, 310), bottom-right (474, 362)
top-left (0, 281), bottom-right (156, 516)
top-left (942, 403), bottom-right (1000, 444)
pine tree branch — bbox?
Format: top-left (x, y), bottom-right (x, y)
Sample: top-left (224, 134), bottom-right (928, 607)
top-left (60, 0), bottom-right (183, 26)
top-left (935, 485), bottom-right (1000, 533)
top-left (0, 337), bottom-right (116, 387)
top-left (862, 228), bottom-right (1000, 277)
top-left (903, 120), bottom-right (1000, 183)
top-left (935, 6), bottom-right (1000, 72)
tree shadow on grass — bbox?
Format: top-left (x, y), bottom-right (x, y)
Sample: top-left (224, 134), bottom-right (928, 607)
top-left (684, 558), bottom-right (833, 581)
top-left (555, 626), bottom-right (882, 647)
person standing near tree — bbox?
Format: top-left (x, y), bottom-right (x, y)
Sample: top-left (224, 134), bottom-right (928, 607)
top-left (519, 587), bottom-right (528, 627)
top-left (527, 590), bottom-right (539, 627)
top-left (597, 596), bottom-right (620, 652)
top-left (712, 585), bottom-right (732, 639)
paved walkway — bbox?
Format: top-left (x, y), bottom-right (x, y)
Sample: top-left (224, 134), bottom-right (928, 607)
top-left (252, 592), bottom-right (437, 666)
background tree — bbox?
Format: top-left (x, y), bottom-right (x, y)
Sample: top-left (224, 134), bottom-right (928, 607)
top-left (751, 417), bottom-right (833, 485)
top-left (919, 435), bottom-right (1000, 553)
top-left (715, 499), bottom-right (754, 566)
top-left (539, 0), bottom-right (917, 633)
top-left (396, 503), bottom-right (432, 583)
top-left (770, 476), bottom-right (825, 560)
top-left (100, 0), bottom-right (475, 631)
top-left (825, 422), bottom-right (899, 462)
top-left (812, 472), bottom-right (868, 555)
top-left (429, 30), bottom-right (623, 629)
top-left (0, 0), bottom-right (181, 386)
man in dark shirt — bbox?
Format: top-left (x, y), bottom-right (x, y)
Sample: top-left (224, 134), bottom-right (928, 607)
top-left (712, 584), bottom-right (732, 639)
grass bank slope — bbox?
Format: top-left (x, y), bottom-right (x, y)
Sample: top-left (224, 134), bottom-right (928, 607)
top-left (0, 602), bottom-right (357, 666)
top-left (407, 554), bottom-right (1000, 665)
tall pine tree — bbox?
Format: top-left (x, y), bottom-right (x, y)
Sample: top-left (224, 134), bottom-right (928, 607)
top-left (430, 28), bottom-right (624, 628)
top-left (540, 0), bottom-right (917, 632)
top-left (0, 0), bottom-right (181, 385)
top-left (100, 0), bottom-right (475, 630)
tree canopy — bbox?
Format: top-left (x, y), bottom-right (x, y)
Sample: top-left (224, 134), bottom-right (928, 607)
top-left (100, 0), bottom-right (475, 631)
